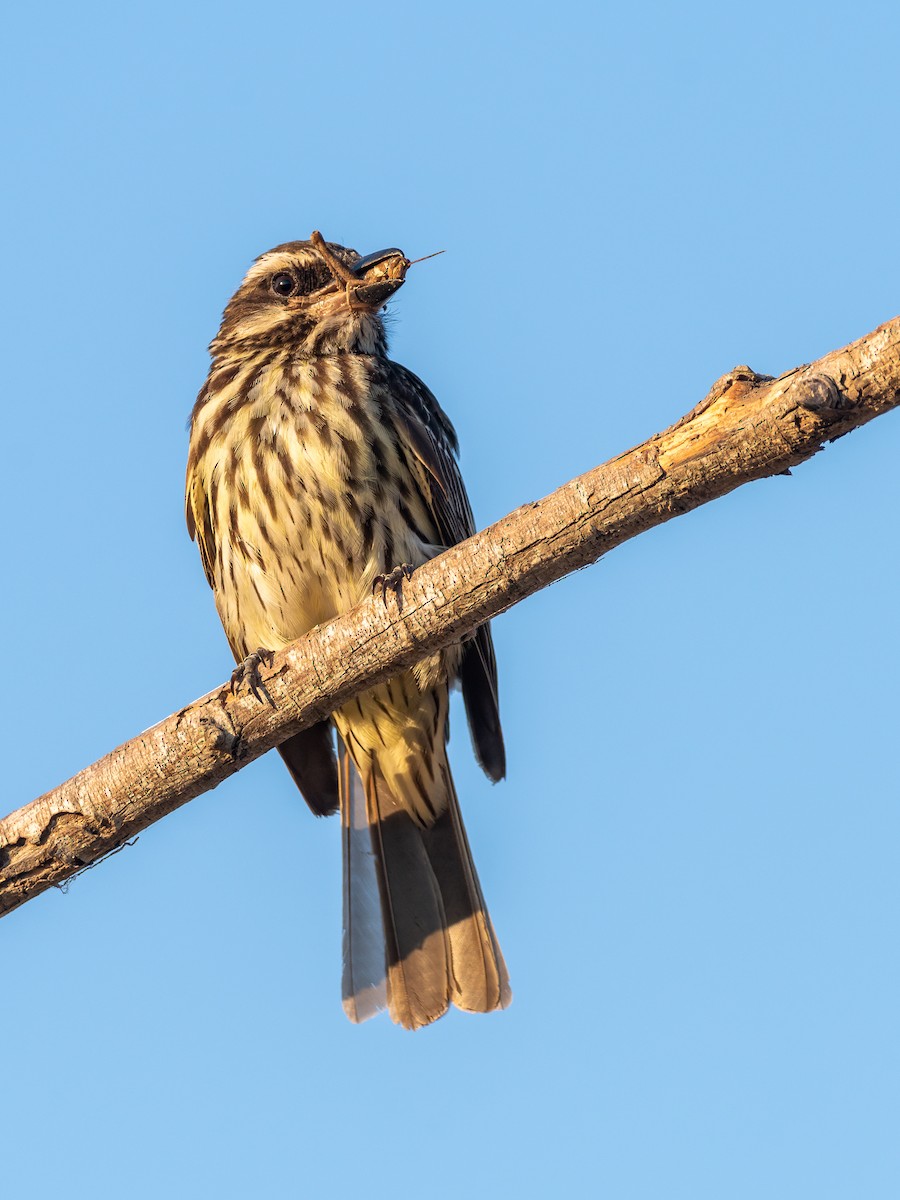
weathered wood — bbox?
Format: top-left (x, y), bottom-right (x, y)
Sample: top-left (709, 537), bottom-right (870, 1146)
top-left (2, 317), bottom-right (899, 916)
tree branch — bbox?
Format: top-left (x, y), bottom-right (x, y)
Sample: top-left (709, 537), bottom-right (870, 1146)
top-left (3, 318), bottom-right (899, 916)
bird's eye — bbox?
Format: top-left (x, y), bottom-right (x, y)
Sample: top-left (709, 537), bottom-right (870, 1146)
top-left (271, 272), bottom-right (297, 297)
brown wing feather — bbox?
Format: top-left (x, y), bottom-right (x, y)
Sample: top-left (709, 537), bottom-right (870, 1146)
top-left (384, 364), bottom-right (505, 781)
top-left (185, 467), bottom-right (217, 589)
top-left (460, 626), bottom-right (505, 781)
top-left (278, 725), bottom-right (339, 816)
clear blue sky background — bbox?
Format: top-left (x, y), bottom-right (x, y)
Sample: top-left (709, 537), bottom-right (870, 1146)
top-left (3, 3), bottom-right (899, 1196)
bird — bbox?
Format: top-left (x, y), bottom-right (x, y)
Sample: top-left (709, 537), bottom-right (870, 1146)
top-left (185, 232), bottom-right (510, 1028)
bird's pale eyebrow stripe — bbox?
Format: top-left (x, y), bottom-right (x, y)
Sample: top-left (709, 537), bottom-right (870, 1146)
top-left (242, 251), bottom-right (317, 287)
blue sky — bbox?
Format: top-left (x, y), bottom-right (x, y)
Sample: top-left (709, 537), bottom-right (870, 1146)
top-left (3, 2), bottom-right (899, 1196)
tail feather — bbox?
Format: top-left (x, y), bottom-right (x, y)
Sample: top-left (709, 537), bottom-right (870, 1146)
top-left (422, 764), bottom-right (511, 1014)
top-left (365, 766), bottom-right (452, 1029)
top-left (340, 743), bottom-right (388, 1023)
top-left (339, 737), bottom-right (510, 1030)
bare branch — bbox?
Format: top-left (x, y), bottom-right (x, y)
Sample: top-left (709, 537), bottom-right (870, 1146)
top-left (2, 317), bottom-right (899, 916)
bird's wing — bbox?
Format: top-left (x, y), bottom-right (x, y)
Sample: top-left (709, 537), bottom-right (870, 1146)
top-left (185, 460), bottom-right (218, 589)
top-left (384, 363), bottom-right (505, 782)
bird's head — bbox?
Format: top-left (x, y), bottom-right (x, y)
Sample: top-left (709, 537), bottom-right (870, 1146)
top-left (210, 232), bottom-right (409, 359)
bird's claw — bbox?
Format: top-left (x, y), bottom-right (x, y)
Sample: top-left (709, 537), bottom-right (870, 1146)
top-left (231, 647), bottom-right (275, 704)
top-left (372, 563), bottom-right (414, 609)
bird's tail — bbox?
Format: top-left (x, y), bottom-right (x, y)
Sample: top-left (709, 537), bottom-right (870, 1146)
top-left (339, 739), bottom-right (510, 1030)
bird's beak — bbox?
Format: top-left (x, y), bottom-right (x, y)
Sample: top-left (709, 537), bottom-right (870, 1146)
top-left (350, 248), bottom-right (409, 308)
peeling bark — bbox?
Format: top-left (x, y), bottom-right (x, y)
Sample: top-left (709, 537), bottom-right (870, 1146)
top-left (2, 317), bottom-right (899, 916)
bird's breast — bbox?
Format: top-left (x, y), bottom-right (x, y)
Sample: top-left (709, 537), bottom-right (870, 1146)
top-left (191, 352), bottom-right (436, 654)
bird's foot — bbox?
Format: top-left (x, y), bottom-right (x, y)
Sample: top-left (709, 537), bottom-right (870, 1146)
top-left (231, 647), bottom-right (275, 704)
top-left (372, 563), bottom-right (414, 610)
